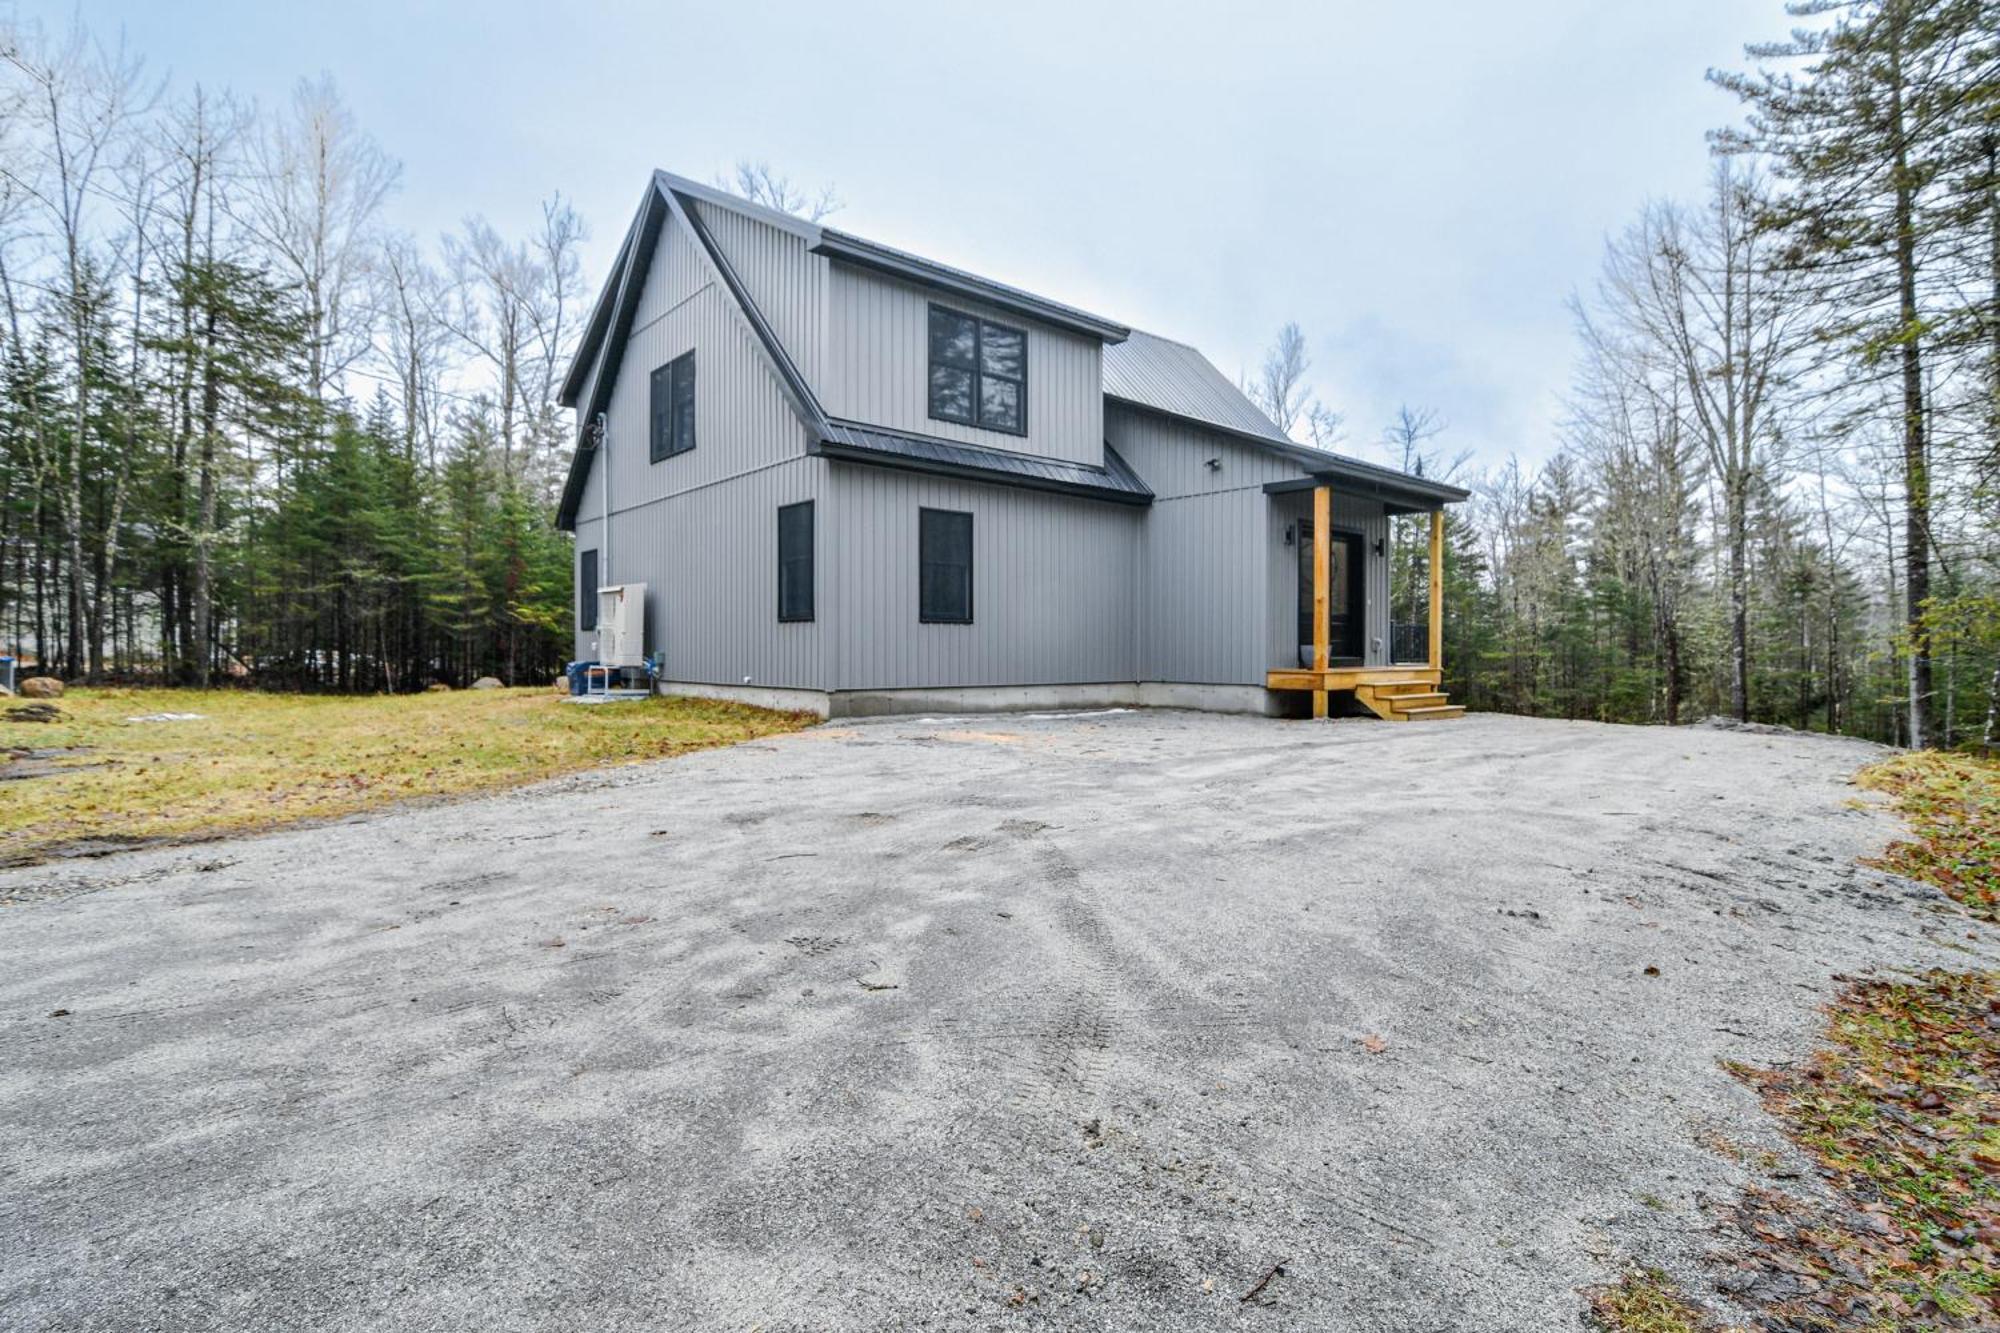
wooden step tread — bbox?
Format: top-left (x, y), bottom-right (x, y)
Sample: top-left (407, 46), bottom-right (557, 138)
top-left (1389, 692), bottom-right (1449, 708)
top-left (1400, 704), bottom-right (1465, 720)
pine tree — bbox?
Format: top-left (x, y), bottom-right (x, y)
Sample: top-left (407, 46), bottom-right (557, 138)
top-left (1715, 0), bottom-right (1985, 745)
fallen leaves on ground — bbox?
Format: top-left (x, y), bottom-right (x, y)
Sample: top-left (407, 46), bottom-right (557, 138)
top-left (1855, 751), bottom-right (1999, 921)
top-left (1711, 970), bottom-right (2000, 1331)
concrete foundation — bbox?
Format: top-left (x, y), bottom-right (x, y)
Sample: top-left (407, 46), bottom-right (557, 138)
top-left (656, 679), bottom-right (832, 717)
top-left (658, 679), bottom-right (1282, 719)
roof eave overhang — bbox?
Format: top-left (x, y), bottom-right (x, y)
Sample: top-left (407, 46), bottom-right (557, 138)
top-left (810, 437), bottom-right (1153, 507)
top-left (811, 232), bottom-right (1131, 344)
top-left (556, 175), bottom-right (837, 531)
top-left (1262, 472), bottom-right (1470, 512)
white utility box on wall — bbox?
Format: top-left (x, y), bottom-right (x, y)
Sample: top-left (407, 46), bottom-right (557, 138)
top-left (596, 582), bottom-right (647, 668)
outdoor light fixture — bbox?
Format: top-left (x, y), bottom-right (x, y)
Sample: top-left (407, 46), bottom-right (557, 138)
top-left (1372, 537), bottom-right (1385, 557)
top-left (1284, 523), bottom-right (1295, 547)
top-left (1204, 457), bottom-right (1221, 471)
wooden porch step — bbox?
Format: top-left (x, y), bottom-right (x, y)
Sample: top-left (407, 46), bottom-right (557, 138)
top-left (1389, 692), bottom-right (1449, 710)
top-left (1399, 704), bottom-right (1465, 720)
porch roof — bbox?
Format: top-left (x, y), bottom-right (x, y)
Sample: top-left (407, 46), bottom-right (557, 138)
top-left (1262, 469), bottom-right (1469, 514)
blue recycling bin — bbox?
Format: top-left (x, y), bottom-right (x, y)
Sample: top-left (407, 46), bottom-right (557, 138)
top-left (564, 661), bottom-right (598, 696)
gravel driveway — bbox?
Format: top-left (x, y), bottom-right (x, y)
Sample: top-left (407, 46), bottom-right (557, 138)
top-left (1, 710), bottom-right (1985, 1331)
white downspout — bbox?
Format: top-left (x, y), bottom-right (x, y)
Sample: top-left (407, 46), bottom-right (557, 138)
top-left (595, 411), bottom-right (611, 583)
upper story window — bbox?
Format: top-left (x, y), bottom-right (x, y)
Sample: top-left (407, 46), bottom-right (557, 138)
top-left (928, 305), bottom-right (1025, 435)
top-left (650, 350), bottom-right (695, 462)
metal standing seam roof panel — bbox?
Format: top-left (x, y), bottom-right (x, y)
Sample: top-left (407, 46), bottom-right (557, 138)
top-left (1102, 330), bottom-right (1297, 445)
top-left (1103, 330), bottom-right (1472, 504)
top-left (817, 420), bottom-right (1153, 505)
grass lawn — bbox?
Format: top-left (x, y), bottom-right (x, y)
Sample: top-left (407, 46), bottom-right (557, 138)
top-left (0, 686), bottom-right (815, 866)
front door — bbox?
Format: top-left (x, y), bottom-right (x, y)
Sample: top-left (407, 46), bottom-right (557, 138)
top-left (1297, 523), bottom-right (1365, 665)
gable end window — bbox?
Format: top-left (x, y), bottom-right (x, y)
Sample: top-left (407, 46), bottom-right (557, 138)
top-left (777, 501), bottom-right (814, 623)
top-left (649, 351), bottom-right (696, 462)
top-left (579, 548), bottom-right (599, 630)
top-left (928, 305), bottom-right (1026, 435)
top-left (918, 507), bottom-right (973, 624)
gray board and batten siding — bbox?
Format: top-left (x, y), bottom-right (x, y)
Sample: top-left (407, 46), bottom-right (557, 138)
top-left (558, 171), bottom-right (1465, 713)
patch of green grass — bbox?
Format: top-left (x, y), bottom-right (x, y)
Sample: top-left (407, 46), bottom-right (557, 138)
top-left (1856, 751), bottom-right (2000, 921)
top-left (0, 686), bottom-right (815, 864)
top-left (1586, 1269), bottom-right (1715, 1332)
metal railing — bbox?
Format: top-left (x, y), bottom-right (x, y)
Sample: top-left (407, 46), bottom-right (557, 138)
top-left (1390, 622), bottom-right (1431, 666)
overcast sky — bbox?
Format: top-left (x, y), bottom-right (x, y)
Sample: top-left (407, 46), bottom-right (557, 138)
top-left (46, 0), bottom-right (1778, 472)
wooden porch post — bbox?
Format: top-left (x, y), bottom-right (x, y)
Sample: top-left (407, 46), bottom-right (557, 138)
top-left (1313, 485), bottom-right (1331, 719)
top-left (1427, 508), bottom-right (1445, 672)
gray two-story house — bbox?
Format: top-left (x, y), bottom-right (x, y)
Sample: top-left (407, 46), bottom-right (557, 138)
top-left (557, 171), bottom-right (1468, 721)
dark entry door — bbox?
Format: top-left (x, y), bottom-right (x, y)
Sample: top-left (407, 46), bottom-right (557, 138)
top-left (1297, 524), bottom-right (1365, 664)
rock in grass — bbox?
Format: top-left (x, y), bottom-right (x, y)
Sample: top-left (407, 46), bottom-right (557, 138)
top-left (19, 677), bottom-right (63, 699)
top-left (471, 676), bottom-right (503, 690)
top-left (426, 682), bottom-right (452, 692)
top-left (5, 703), bottom-right (62, 723)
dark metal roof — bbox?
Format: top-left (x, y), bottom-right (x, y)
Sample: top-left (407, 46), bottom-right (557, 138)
top-left (557, 168), bottom-right (1466, 530)
top-left (1103, 331), bottom-right (1294, 445)
top-left (815, 421), bottom-right (1153, 506)
top-left (810, 229), bottom-right (1130, 344)
top-left (1104, 331), bottom-right (1470, 509)
top-left (557, 184), bottom-right (673, 531)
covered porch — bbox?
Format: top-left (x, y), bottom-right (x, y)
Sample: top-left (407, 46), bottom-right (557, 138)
top-left (1264, 476), bottom-right (1462, 721)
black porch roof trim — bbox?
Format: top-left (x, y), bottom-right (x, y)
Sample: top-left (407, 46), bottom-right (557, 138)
top-left (814, 421), bottom-right (1154, 506)
top-left (1262, 470), bottom-right (1469, 514)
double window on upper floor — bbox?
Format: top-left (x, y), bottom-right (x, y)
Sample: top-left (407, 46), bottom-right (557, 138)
top-left (650, 350), bottom-right (695, 462)
top-left (928, 305), bottom-right (1025, 436)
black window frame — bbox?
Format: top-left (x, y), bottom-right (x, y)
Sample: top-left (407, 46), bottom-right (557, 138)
top-left (777, 501), bottom-right (815, 624)
top-left (579, 548), bottom-right (599, 631)
top-left (918, 507), bottom-right (974, 625)
top-left (649, 350), bottom-right (696, 462)
top-left (927, 304), bottom-right (1027, 437)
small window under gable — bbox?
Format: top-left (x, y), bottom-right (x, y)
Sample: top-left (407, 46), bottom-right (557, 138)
top-left (650, 351), bottom-right (696, 462)
top-left (928, 305), bottom-right (1025, 435)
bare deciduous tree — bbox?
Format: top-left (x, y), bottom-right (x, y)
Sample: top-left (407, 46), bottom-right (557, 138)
top-left (0, 17), bottom-right (156, 676)
top-left (236, 74), bottom-right (397, 403)
top-left (1598, 165), bottom-right (1800, 722)
top-left (716, 160), bottom-right (841, 222)
top-left (1248, 321), bottom-right (1343, 446)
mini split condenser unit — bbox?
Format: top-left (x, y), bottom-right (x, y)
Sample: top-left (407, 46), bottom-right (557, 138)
top-left (595, 583), bottom-right (647, 668)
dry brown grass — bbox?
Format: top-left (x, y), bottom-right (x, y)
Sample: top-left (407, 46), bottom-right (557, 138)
top-left (0, 686), bottom-right (814, 864)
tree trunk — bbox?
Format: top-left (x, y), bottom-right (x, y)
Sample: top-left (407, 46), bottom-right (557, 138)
top-left (191, 303), bottom-right (221, 689)
top-left (1889, 17), bottom-right (1933, 749)
top-left (1728, 481), bottom-right (1750, 722)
